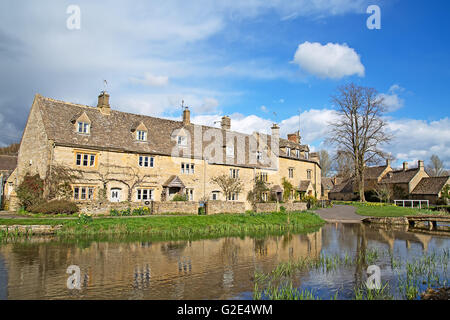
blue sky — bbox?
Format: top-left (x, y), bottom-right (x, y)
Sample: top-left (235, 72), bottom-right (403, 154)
top-left (0, 0), bottom-right (449, 168)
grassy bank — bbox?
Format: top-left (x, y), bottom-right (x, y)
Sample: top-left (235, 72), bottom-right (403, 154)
top-left (0, 211), bottom-right (325, 241)
top-left (333, 201), bottom-right (444, 217)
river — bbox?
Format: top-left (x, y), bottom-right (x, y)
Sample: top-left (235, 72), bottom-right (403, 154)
top-left (0, 223), bottom-right (448, 300)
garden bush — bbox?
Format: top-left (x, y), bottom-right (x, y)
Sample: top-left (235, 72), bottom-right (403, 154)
top-left (28, 199), bottom-right (79, 215)
top-left (172, 193), bottom-right (188, 201)
top-left (16, 173), bottom-right (44, 210)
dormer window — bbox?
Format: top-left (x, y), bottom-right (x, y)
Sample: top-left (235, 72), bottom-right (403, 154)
top-left (296, 149), bottom-right (300, 158)
top-left (286, 147), bottom-right (291, 157)
top-left (305, 152), bottom-right (309, 160)
top-left (77, 121), bottom-right (90, 134)
top-left (177, 136), bottom-right (187, 146)
top-left (137, 130), bottom-right (147, 141)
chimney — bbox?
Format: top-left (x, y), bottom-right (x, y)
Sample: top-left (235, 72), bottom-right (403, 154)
top-left (97, 91), bottom-right (111, 115)
top-left (418, 160), bottom-right (424, 170)
top-left (221, 116), bottom-right (231, 130)
top-left (403, 162), bottom-right (408, 171)
top-left (287, 131), bottom-right (300, 144)
top-left (182, 107), bottom-right (190, 126)
top-left (271, 123), bottom-right (280, 138)
top-left (386, 159), bottom-right (391, 167)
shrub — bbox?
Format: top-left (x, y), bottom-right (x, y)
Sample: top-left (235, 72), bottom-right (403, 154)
top-left (172, 193), bottom-right (188, 201)
top-left (28, 200), bottom-right (79, 215)
top-left (16, 173), bottom-right (44, 210)
top-left (78, 213), bottom-right (93, 224)
top-left (280, 206), bottom-right (286, 213)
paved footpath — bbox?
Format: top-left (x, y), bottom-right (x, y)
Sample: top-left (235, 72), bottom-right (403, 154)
top-left (315, 205), bottom-right (366, 223)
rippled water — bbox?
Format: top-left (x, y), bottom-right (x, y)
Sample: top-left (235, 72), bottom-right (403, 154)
top-left (0, 223), bottom-right (448, 300)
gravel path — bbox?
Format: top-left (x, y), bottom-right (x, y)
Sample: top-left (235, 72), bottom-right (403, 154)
top-left (315, 205), bottom-right (366, 223)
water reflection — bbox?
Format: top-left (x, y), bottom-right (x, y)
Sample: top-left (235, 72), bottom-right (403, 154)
top-left (0, 224), bottom-right (448, 300)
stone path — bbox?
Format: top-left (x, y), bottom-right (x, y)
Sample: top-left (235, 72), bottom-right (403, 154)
top-left (315, 205), bottom-right (366, 223)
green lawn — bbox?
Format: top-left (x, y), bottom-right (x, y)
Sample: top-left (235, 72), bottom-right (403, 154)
top-left (333, 201), bottom-right (440, 217)
top-left (0, 211), bottom-right (325, 240)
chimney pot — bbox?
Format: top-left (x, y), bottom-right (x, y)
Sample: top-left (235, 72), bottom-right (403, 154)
top-left (182, 107), bottom-right (190, 126)
top-left (221, 116), bottom-right (231, 130)
top-left (403, 162), bottom-right (408, 171)
top-left (97, 91), bottom-right (111, 115)
top-left (418, 160), bottom-right (424, 170)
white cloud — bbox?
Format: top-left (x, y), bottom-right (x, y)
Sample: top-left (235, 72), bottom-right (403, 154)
top-left (378, 84), bottom-right (405, 112)
top-left (260, 105), bottom-right (268, 112)
top-left (130, 73), bottom-right (169, 87)
top-left (292, 42), bottom-right (365, 79)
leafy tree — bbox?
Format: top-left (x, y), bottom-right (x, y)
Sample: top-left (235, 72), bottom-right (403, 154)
top-left (247, 177), bottom-right (269, 206)
top-left (282, 177), bottom-right (294, 202)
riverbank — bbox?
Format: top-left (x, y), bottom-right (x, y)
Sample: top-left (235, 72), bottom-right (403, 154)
top-left (0, 211), bottom-right (325, 240)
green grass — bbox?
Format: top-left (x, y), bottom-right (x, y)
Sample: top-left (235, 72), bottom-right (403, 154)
top-left (0, 211), bottom-right (325, 241)
top-left (333, 201), bottom-right (442, 217)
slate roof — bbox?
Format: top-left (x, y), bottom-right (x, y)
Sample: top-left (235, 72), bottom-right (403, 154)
top-left (35, 95), bottom-right (318, 170)
top-left (322, 177), bottom-right (344, 191)
top-left (298, 180), bottom-right (312, 192)
top-left (411, 176), bottom-right (450, 195)
top-left (364, 165), bottom-right (388, 180)
top-left (381, 168), bottom-right (421, 184)
top-left (329, 179), bottom-right (355, 194)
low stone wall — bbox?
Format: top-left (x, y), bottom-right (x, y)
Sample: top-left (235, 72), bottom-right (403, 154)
top-left (284, 202), bottom-right (308, 212)
top-left (363, 217), bottom-right (409, 225)
top-left (77, 201), bottom-right (144, 215)
top-left (152, 201), bottom-right (198, 215)
top-left (205, 201), bottom-right (246, 215)
top-left (0, 224), bottom-right (63, 235)
top-left (255, 202), bottom-right (279, 213)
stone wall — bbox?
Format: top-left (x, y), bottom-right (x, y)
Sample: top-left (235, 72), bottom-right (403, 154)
top-left (254, 202), bottom-right (307, 213)
top-left (205, 201), bottom-right (245, 215)
top-left (152, 201), bottom-right (198, 215)
top-left (255, 202), bottom-right (279, 213)
top-left (77, 201), bottom-right (145, 215)
top-left (284, 202), bottom-right (307, 212)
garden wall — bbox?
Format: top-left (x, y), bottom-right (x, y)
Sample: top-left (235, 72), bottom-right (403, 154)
top-left (205, 201), bottom-right (245, 215)
top-left (284, 202), bottom-right (307, 212)
top-left (254, 202), bottom-right (279, 213)
top-left (77, 201), bottom-right (144, 215)
top-left (152, 201), bottom-right (198, 215)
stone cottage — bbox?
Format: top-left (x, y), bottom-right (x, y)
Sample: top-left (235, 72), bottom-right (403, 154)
top-left (5, 92), bottom-right (322, 212)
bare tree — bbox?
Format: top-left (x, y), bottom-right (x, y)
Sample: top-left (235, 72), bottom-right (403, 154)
top-left (211, 174), bottom-right (243, 201)
top-left (318, 149), bottom-right (332, 177)
top-left (333, 150), bottom-right (354, 179)
top-left (426, 154), bottom-right (448, 177)
top-left (373, 183), bottom-right (393, 203)
top-left (75, 164), bottom-right (158, 201)
top-left (327, 83), bottom-right (391, 202)
top-left (46, 164), bottom-right (81, 200)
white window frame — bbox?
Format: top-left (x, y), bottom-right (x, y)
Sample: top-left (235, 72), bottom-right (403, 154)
top-left (230, 168), bottom-right (239, 179)
top-left (77, 122), bottom-right (90, 134)
top-left (177, 136), bottom-right (187, 146)
top-left (211, 191), bottom-right (220, 200)
top-left (139, 155), bottom-right (154, 168)
top-left (137, 188), bottom-right (153, 201)
top-left (286, 147), bottom-right (291, 157)
top-left (289, 168), bottom-right (294, 179)
top-left (228, 192), bottom-right (239, 201)
top-left (296, 149), bottom-right (300, 158)
top-left (137, 130), bottom-right (147, 142)
top-left (185, 188), bottom-right (194, 201)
